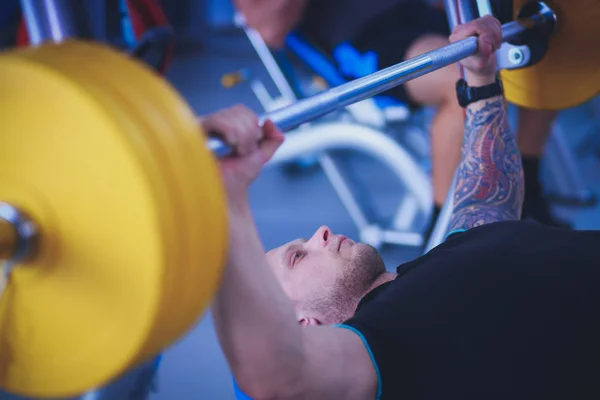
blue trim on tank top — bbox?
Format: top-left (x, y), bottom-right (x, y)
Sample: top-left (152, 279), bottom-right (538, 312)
top-left (334, 324), bottom-right (382, 399)
top-left (232, 377), bottom-right (254, 399)
top-left (445, 229), bottom-right (467, 240)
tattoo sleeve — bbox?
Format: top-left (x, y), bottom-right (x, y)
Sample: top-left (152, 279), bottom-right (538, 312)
top-left (448, 97), bottom-right (524, 232)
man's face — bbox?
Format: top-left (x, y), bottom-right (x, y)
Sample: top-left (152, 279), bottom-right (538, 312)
top-left (266, 226), bottom-right (385, 325)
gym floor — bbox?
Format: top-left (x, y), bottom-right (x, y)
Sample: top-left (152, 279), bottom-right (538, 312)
top-left (151, 30), bottom-right (600, 400)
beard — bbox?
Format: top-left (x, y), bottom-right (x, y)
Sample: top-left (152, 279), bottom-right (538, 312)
top-left (308, 244), bottom-right (386, 325)
top-left (339, 243), bottom-right (387, 296)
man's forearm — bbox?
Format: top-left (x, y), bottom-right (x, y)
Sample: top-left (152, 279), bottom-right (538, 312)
top-left (212, 204), bottom-right (304, 397)
top-left (449, 73), bottom-right (524, 231)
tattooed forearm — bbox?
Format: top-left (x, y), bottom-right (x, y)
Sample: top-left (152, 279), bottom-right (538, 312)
top-left (448, 97), bottom-right (524, 232)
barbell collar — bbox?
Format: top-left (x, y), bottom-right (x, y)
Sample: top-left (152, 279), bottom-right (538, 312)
top-left (208, 1), bottom-right (556, 158)
top-left (0, 202), bottom-right (38, 264)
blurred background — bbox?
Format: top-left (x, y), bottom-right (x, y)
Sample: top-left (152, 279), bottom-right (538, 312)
top-left (0, 0), bottom-right (599, 399)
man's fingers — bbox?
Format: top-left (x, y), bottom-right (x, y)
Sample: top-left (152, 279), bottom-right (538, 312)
top-left (259, 120), bottom-right (285, 163)
top-left (230, 104), bottom-right (259, 137)
top-left (449, 16), bottom-right (502, 53)
top-left (203, 104), bottom-right (264, 156)
top-left (227, 105), bottom-right (261, 155)
top-left (478, 37), bottom-right (493, 57)
top-left (480, 16), bottom-right (502, 51)
top-left (449, 20), bottom-right (479, 42)
top-left (204, 115), bottom-right (240, 145)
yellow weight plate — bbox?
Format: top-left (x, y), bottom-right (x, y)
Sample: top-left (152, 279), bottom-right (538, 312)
top-left (57, 43), bottom-right (207, 360)
top-left (87, 62), bottom-right (198, 360)
top-left (27, 42), bottom-right (227, 368)
top-left (22, 42), bottom-right (188, 367)
top-left (0, 41), bottom-right (228, 398)
top-left (85, 42), bottom-right (228, 360)
top-left (75, 51), bottom-right (190, 363)
top-left (41, 41), bottom-right (225, 362)
top-left (501, 0), bottom-right (600, 110)
top-left (0, 51), bottom-right (166, 398)
top-left (17, 41), bottom-right (183, 365)
top-left (132, 62), bottom-right (229, 360)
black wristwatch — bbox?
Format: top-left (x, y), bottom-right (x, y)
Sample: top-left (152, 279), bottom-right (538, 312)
top-left (456, 77), bottom-right (504, 108)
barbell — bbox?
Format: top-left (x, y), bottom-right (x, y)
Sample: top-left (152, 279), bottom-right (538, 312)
top-left (0, 0), bottom-right (598, 398)
top-left (209, 0), bottom-right (555, 157)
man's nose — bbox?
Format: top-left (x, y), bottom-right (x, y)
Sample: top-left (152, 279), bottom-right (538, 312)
top-left (310, 225), bottom-right (332, 248)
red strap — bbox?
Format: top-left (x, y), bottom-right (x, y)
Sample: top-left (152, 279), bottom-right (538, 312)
top-left (126, 0), bottom-right (170, 39)
top-left (16, 18), bottom-right (28, 47)
top-left (122, 0), bottom-right (174, 74)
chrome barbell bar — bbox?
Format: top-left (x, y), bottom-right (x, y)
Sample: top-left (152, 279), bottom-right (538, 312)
top-left (208, 1), bottom-right (556, 158)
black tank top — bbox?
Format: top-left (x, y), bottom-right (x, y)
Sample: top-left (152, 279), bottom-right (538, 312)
top-left (343, 221), bottom-right (600, 399)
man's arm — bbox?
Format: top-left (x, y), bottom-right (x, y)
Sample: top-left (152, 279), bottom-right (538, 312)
top-left (448, 94), bottom-right (523, 231)
top-left (448, 20), bottom-right (524, 232)
top-left (205, 108), bottom-right (377, 399)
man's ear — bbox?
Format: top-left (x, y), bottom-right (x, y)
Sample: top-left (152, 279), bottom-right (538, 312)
top-left (298, 317), bottom-right (322, 326)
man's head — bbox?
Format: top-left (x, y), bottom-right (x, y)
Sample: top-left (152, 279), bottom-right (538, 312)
top-left (266, 226), bottom-right (386, 326)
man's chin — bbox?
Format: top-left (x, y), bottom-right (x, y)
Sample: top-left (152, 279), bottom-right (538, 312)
top-left (355, 244), bottom-right (386, 277)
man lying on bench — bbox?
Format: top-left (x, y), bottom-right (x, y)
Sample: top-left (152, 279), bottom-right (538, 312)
top-left (202, 16), bottom-right (600, 399)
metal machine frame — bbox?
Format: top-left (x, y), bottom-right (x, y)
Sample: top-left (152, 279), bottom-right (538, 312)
top-left (237, 14), bottom-right (432, 249)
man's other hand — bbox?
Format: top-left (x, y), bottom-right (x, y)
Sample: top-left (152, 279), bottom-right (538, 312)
top-left (449, 16), bottom-right (502, 83)
top-left (200, 105), bottom-right (284, 209)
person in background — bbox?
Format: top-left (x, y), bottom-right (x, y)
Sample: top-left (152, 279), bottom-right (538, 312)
top-left (233, 0), bottom-right (570, 238)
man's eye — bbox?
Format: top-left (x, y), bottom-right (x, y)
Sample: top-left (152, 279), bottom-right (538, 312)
top-left (291, 251), bottom-right (302, 266)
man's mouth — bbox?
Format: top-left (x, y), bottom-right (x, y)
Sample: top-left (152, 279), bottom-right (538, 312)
top-left (337, 236), bottom-right (347, 251)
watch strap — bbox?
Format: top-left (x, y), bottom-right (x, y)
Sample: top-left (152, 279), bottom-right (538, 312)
top-left (456, 77), bottom-right (503, 108)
